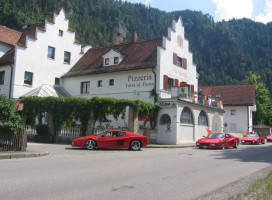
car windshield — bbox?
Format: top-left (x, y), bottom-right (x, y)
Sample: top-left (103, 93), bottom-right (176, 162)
top-left (207, 133), bottom-right (224, 138)
top-left (246, 134), bottom-right (258, 138)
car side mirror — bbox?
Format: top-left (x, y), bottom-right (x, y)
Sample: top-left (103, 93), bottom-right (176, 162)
top-left (203, 136), bottom-right (206, 138)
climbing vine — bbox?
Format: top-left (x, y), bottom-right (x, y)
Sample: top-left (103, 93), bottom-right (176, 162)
top-left (20, 96), bottom-right (156, 135)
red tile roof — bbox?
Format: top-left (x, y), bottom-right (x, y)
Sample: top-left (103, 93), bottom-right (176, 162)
top-left (62, 37), bottom-right (163, 77)
top-left (199, 84), bottom-right (255, 106)
top-left (0, 25), bottom-right (22, 46)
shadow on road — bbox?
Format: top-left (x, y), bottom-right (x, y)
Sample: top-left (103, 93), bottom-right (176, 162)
top-left (208, 144), bottom-right (272, 164)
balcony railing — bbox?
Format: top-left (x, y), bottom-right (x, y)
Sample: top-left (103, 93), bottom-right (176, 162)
top-left (159, 88), bottom-right (223, 109)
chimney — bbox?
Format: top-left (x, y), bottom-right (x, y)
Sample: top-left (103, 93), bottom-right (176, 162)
top-left (131, 30), bottom-right (137, 43)
top-left (115, 33), bottom-right (123, 44)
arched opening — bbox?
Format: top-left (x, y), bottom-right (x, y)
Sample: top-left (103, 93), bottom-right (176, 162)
top-left (180, 107), bottom-right (194, 125)
top-left (198, 110), bottom-right (208, 126)
top-left (160, 114), bottom-right (171, 125)
top-left (212, 112), bottom-right (222, 132)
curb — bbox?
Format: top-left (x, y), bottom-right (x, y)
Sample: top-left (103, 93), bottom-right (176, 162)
top-left (0, 151), bottom-right (49, 160)
top-left (146, 144), bottom-right (195, 148)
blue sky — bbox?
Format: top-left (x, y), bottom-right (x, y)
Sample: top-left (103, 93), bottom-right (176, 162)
top-left (122, 0), bottom-right (272, 23)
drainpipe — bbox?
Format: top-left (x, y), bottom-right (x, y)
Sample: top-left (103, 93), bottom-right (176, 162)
top-left (151, 67), bottom-right (157, 104)
top-left (9, 65), bottom-right (13, 99)
top-left (152, 67), bottom-right (156, 91)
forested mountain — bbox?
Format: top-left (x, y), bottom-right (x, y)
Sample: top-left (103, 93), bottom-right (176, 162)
top-left (1, 0), bottom-right (272, 93)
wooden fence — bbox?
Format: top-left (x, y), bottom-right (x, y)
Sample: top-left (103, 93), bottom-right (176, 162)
top-left (0, 129), bottom-right (27, 152)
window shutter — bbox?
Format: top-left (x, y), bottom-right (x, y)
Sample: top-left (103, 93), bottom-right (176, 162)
top-left (183, 58), bottom-right (187, 69)
top-left (175, 79), bottom-right (179, 87)
top-left (164, 75), bottom-right (168, 89)
top-left (173, 53), bottom-right (177, 65)
top-left (191, 85), bottom-right (194, 92)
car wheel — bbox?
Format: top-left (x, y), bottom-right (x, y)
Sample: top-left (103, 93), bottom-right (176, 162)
top-left (234, 140), bottom-right (239, 148)
top-left (262, 139), bottom-right (265, 144)
top-left (130, 140), bottom-right (141, 151)
top-left (258, 139), bottom-right (261, 145)
top-left (85, 139), bottom-right (96, 150)
top-left (221, 141), bottom-right (225, 150)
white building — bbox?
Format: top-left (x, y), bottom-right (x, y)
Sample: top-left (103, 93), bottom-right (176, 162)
top-left (0, 9), bottom-right (226, 144)
top-left (0, 8), bottom-right (84, 98)
top-left (62, 17), bottom-right (224, 144)
top-left (199, 85), bottom-right (256, 134)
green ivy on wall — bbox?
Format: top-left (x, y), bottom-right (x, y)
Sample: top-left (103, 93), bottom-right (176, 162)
top-left (20, 96), bottom-right (155, 135)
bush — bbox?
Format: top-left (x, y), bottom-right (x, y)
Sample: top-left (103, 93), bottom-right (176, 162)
top-left (0, 94), bottom-right (22, 133)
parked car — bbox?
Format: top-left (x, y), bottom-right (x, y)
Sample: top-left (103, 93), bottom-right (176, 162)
top-left (196, 133), bottom-right (239, 149)
top-left (241, 133), bottom-right (265, 145)
top-left (72, 130), bottom-right (149, 151)
top-left (267, 134), bottom-right (272, 142)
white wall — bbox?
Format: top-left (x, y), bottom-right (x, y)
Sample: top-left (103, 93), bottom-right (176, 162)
top-left (10, 9), bottom-right (82, 98)
top-left (0, 65), bottom-right (12, 96)
top-left (0, 43), bottom-right (11, 58)
top-left (63, 69), bottom-right (155, 103)
top-left (156, 17), bottom-right (198, 92)
top-left (223, 106), bottom-right (249, 133)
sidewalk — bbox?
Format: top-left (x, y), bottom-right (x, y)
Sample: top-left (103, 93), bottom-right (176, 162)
top-left (0, 142), bottom-right (196, 160)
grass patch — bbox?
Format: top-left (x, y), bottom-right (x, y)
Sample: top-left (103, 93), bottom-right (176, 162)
top-left (229, 170), bottom-right (272, 200)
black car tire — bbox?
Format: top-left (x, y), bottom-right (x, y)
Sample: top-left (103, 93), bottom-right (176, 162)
top-left (130, 140), bottom-right (142, 151)
top-left (85, 139), bottom-right (96, 150)
top-left (233, 140), bottom-right (239, 148)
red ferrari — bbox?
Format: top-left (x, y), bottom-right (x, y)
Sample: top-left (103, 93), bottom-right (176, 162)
top-left (241, 133), bottom-right (265, 145)
top-left (196, 133), bottom-right (239, 149)
top-left (72, 130), bottom-right (149, 151)
top-left (267, 134), bottom-right (272, 142)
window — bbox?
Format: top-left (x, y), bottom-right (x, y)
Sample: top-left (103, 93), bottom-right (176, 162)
top-left (104, 58), bottom-right (109, 65)
top-left (24, 71), bottom-right (33, 85)
top-left (177, 57), bottom-right (183, 67)
top-left (198, 110), bottom-right (208, 126)
top-left (81, 81), bottom-right (90, 94)
top-left (160, 114), bottom-right (171, 125)
top-left (180, 107), bottom-right (194, 124)
top-left (59, 30), bottom-right (63, 37)
top-left (47, 46), bottom-right (55, 59)
top-left (98, 80), bottom-right (102, 87)
top-left (114, 57), bottom-right (119, 64)
top-left (64, 51), bottom-right (71, 64)
top-left (55, 78), bottom-right (60, 85)
top-left (109, 79), bottom-right (114, 86)
top-left (0, 71), bottom-right (5, 85)
top-left (168, 78), bottom-right (174, 88)
top-left (231, 110), bottom-right (236, 115)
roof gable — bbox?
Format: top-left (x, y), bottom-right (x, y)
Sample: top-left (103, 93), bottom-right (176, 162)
top-left (102, 49), bottom-right (124, 58)
top-left (199, 84), bottom-right (255, 106)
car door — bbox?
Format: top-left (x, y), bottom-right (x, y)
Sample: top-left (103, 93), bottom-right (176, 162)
top-left (97, 131), bottom-right (118, 148)
top-left (114, 131), bottom-right (127, 148)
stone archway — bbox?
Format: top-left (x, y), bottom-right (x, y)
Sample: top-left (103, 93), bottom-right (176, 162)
top-left (212, 112), bottom-right (222, 132)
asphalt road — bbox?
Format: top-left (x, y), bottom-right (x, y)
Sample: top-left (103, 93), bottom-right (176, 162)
top-left (0, 143), bottom-right (272, 200)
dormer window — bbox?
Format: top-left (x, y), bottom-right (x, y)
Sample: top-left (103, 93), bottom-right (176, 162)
top-left (114, 57), bottom-right (119, 64)
top-left (105, 58), bottom-right (109, 65)
top-left (102, 49), bottom-right (125, 67)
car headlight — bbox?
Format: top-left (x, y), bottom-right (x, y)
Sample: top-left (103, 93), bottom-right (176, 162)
top-left (196, 143), bottom-right (200, 145)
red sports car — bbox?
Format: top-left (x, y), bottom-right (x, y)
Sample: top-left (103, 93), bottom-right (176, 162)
top-left (241, 133), bottom-right (265, 145)
top-left (196, 133), bottom-right (239, 149)
top-left (267, 134), bottom-right (272, 142)
top-left (72, 130), bottom-right (149, 151)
